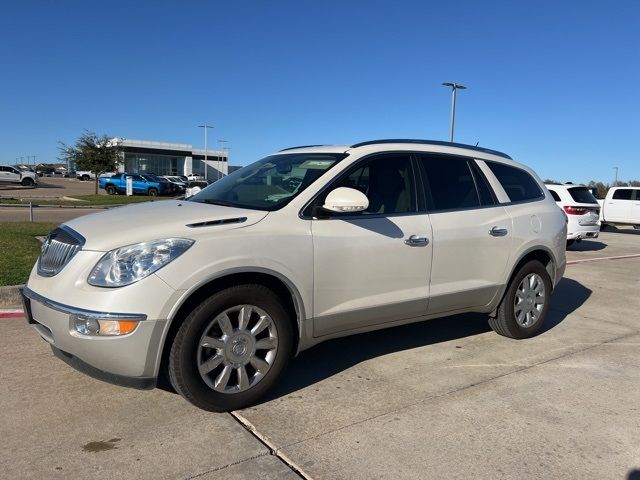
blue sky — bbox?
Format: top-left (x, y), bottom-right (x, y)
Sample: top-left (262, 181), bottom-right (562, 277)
top-left (1, 0), bottom-right (638, 184)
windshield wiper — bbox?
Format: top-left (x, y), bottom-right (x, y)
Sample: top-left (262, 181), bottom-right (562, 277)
top-left (199, 199), bottom-right (238, 207)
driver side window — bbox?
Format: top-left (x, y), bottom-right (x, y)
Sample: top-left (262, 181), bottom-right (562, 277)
top-left (331, 154), bottom-right (416, 215)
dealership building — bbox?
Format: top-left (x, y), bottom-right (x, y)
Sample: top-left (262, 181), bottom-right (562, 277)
top-left (111, 138), bottom-right (228, 178)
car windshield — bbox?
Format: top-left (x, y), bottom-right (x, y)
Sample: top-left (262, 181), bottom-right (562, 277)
top-left (568, 187), bottom-right (598, 204)
top-left (141, 174), bottom-right (164, 182)
top-left (190, 152), bottom-right (347, 210)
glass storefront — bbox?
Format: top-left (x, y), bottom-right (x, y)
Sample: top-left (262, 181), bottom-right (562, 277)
top-left (124, 153), bottom-right (181, 175)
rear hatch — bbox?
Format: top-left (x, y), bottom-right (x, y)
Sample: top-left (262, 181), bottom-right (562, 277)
top-left (563, 187), bottom-right (600, 225)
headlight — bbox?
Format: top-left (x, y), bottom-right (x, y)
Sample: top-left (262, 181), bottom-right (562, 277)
top-left (88, 238), bottom-right (194, 287)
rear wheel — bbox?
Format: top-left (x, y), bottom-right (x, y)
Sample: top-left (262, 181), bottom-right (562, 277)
top-left (21, 177), bottom-right (35, 187)
top-left (105, 185), bottom-right (116, 195)
top-left (148, 188), bottom-right (158, 197)
top-left (489, 260), bottom-right (552, 339)
top-left (169, 284), bottom-right (294, 411)
top-left (566, 239), bottom-right (576, 248)
top-left (81, 175), bottom-right (90, 181)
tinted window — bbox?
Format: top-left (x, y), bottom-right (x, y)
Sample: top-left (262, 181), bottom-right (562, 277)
top-left (487, 162), bottom-right (543, 202)
top-left (330, 154), bottom-right (416, 215)
top-left (612, 189), bottom-right (633, 200)
top-left (568, 187), bottom-right (598, 204)
top-left (417, 155), bottom-right (480, 211)
top-left (548, 189), bottom-right (561, 202)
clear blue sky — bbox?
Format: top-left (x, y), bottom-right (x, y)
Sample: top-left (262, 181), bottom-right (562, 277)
top-left (1, 0), bottom-right (638, 184)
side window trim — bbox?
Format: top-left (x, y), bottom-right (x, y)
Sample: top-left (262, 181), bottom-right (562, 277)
top-left (475, 160), bottom-right (510, 203)
top-left (300, 151), bottom-right (419, 219)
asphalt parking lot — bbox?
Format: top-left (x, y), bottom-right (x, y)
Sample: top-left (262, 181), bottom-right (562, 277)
top-left (2, 229), bottom-right (639, 479)
top-left (0, 176), bottom-right (98, 198)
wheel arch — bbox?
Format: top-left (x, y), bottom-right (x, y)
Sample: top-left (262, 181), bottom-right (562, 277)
top-left (490, 246), bottom-right (557, 317)
top-left (156, 268), bottom-right (306, 382)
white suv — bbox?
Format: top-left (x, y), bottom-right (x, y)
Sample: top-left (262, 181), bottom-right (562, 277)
top-left (0, 165), bottom-right (38, 186)
top-left (545, 183), bottom-right (600, 246)
top-left (23, 140), bottom-right (567, 411)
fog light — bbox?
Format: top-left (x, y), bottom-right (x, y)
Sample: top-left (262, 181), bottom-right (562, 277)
top-left (72, 315), bottom-right (139, 336)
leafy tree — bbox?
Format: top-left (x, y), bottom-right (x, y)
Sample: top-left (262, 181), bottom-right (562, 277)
top-left (59, 131), bottom-right (122, 194)
top-left (543, 178), bottom-right (563, 185)
top-left (587, 180), bottom-right (609, 199)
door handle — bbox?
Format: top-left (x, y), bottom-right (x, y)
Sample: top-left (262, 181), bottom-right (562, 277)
top-left (404, 235), bottom-right (429, 246)
top-left (489, 226), bottom-right (508, 237)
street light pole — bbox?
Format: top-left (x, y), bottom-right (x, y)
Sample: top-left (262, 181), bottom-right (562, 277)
top-left (198, 125), bottom-right (214, 181)
top-left (442, 82), bottom-right (467, 142)
top-left (613, 167), bottom-right (619, 186)
top-left (218, 140), bottom-right (228, 180)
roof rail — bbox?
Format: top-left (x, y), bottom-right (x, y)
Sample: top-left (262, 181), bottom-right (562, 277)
top-left (349, 139), bottom-right (512, 159)
top-left (279, 144), bottom-right (325, 152)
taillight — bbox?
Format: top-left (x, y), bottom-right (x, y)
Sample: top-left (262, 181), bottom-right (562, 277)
top-left (563, 206), bottom-right (588, 215)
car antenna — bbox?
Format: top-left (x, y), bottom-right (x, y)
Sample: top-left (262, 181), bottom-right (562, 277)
top-left (475, 141), bottom-right (480, 146)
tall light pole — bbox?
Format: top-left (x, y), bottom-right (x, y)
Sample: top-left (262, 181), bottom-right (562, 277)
top-left (218, 140), bottom-right (228, 180)
top-left (613, 167), bottom-right (619, 186)
top-left (198, 124), bottom-right (214, 181)
top-left (442, 82), bottom-right (467, 142)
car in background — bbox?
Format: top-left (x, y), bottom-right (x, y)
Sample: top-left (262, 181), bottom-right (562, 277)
top-left (184, 180), bottom-right (209, 198)
top-left (162, 176), bottom-right (187, 193)
top-left (545, 184), bottom-right (600, 246)
top-left (100, 173), bottom-right (175, 196)
top-left (598, 187), bottom-right (640, 229)
top-left (0, 164), bottom-right (38, 187)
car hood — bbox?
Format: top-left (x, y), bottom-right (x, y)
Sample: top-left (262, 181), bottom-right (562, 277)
top-left (63, 200), bottom-right (268, 251)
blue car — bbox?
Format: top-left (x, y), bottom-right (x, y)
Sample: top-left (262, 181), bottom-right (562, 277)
top-left (100, 173), bottom-right (176, 196)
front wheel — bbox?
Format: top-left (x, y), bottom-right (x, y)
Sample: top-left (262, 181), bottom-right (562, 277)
top-left (21, 177), bottom-right (35, 187)
top-left (489, 260), bottom-right (552, 339)
top-left (168, 285), bottom-right (294, 411)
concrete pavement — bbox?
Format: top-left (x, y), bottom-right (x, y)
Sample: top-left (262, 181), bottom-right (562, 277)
top-left (1, 230), bottom-right (639, 479)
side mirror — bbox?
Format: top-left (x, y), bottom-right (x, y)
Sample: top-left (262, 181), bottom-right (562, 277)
top-left (322, 187), bottom-right (369, 213)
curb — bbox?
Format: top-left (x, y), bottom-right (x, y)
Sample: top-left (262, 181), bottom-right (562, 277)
top-left (0, 284), bottom-right (24, 309)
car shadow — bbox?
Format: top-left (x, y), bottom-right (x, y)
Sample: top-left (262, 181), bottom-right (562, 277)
top-left (567, 240), bottom-right (607, 252)
top-left (602, 225), bottom-right (640, 235)
top-left (261, 277), bottom-right (591, 402)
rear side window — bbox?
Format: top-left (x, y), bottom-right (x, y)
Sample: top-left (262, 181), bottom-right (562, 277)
top-left (548, 189), bottom-right (561, 201)
top-left (612, 189), bottom-right (633, 200)
top-left (568, 187), bottom-right (598, 204)
top-left (487, 162), bottom-right (543, 202)
top-left (417, 155), bottom-right (480, 211)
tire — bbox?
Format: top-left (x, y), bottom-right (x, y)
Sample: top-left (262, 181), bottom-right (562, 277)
top-left (21, 177), bottom-right (35, 187)
top-left (81, 175), bottom-right (90, 181)
top-left (169, 284), bottom-right (294, 412)
top-left (600, 223), bottom-right (608, 231)
top-left (148, 188), bottom-right (158, 197)
top-left (489, 260), bottom-right (552, 339)
top-left (105, 185), bottom-right (116, 195)
top-left (566, 239), bottom-right (575, 248)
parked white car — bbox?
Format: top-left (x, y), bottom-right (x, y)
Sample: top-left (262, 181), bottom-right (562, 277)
top-left (0, 164), bottom-right (38, 186)
top-left (76, 170), bottom-right (96, 181)
top-left (23, 140), bottom-right (566, 411)
top-left (545, 184), bottom-right (600, 246)
top-left (598, 187), bottom-right (640, 229)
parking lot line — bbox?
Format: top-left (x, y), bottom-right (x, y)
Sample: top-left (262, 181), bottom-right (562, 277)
top-left (566, 253), bottom-right (640, 265)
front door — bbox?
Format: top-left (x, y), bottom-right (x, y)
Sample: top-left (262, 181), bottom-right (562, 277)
top-left (606, 189), bottom-right (633, 222)
top-left (310, 153), bottom-right (432, 337)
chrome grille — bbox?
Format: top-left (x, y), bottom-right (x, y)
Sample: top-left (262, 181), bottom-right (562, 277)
top-left (37, 227), bottom-right (85, 277)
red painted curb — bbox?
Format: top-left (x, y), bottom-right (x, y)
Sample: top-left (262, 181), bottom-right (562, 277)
top-left (0, 311), bottom-right (24, 319)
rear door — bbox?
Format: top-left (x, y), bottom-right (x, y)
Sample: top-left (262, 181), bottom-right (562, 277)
top-left (416, 154), bottom-right (512, 314)
top-left (606, 189), bottom-right (633, 222)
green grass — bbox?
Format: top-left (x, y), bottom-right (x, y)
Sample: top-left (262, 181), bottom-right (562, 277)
top-left (0, 222), bottom-right (57, 286)
top-left (0, 195), bottom-right (167, 207)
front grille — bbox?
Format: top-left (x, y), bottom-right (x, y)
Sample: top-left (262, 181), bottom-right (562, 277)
top-left (37, 227), bottom-right (85, 277)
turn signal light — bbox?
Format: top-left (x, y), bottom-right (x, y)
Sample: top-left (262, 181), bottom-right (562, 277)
top-left (72, 315), bottom-right (139, 336)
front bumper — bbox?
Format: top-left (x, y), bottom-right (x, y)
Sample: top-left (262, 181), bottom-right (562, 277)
top-left (21, 287), bottom-right (165, 388)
